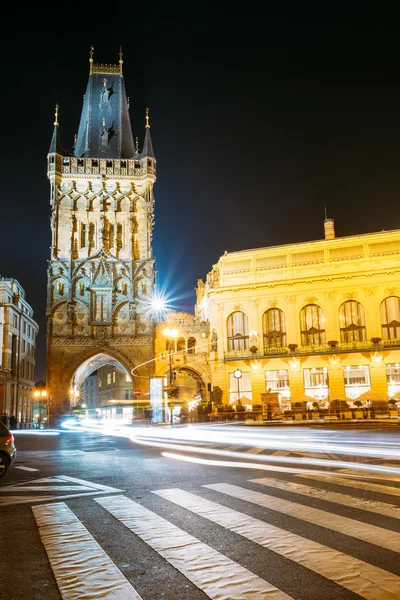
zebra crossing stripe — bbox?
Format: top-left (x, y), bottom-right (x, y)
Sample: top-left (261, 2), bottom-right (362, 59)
top-left (251, 476), bottom-right (400, 520)
top-left (296, 474), bottom-right (400, 496)
top-left (95, 495), bottom-right (294, 600)
top-left (32, 502), bottom-right (142, 600)
top-left (205, 482), bottom-right (400, 553)
top-left (154, 487), bottom-right (400, 600)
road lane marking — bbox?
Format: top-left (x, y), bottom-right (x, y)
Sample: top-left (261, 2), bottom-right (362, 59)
top-left (245, 447), bottom-right (265, 454)
top-left (205, 482), bottom-right (400, 553)
top-left (15, 466), bottom-right (39, 472)
top-left (96, 495), bottom-right (294, 600)
top-left (32, 502), bottom-right (142, 600)
top-left (155, 487), bottom-right (400, 600)
top-left (251, 476), bottom-right (400, 520)
top-left (296, 474), bottom-right (400, 496)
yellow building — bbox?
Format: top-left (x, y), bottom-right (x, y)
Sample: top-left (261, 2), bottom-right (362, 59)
top-left (161, 219), bottom-right (400, 415)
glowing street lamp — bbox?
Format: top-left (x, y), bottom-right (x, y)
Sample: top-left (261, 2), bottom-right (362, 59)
top-left (33, 389), bottom-right (48, 428)
top-left (163, 328), bottom-right (179, 423)
top-left (233, 368), bottom-right (242, 403)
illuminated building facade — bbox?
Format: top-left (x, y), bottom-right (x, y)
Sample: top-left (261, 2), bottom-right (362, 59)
top-left (0, 277), bottom-right (38, 426)
top-left (193, 220), bottom-right (400, 410)
top-left (46, 49), bottom-right (156, 420)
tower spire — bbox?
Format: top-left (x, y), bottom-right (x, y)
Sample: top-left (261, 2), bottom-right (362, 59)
top-left (142, 107), bottom-right (155, 158)
top-left (119, 46), bottom-right (123, 73)
top-left (75, 50), bottom-right (135, 158)
top-left (89, 45), bottom-right (94, 74)
top-left (48, 104), bottom-right (62, 154)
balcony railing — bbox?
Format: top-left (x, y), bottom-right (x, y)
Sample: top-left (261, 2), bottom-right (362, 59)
top-left (224, 339), bottom-right (400, 361)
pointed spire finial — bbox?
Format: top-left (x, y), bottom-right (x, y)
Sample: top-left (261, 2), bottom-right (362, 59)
top-left (102, 117), bottom-right (106, 127)
top-left (119, 46), bottom-right (123, 73)
top-left (145, 107), bottom-right (150, 128)
top-left (135, 136), bottom-right (139, 154)
top-left (89, 45), bottom-right (94, 74)
top-left (54, 103), bottom-right (59, 126)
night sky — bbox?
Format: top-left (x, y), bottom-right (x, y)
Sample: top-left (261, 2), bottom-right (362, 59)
top-left (2, 8), bottom-right (400, 380)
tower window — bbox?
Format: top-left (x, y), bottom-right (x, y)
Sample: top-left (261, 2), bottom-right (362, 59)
top-left (80, 223), bottom-right (86, 248)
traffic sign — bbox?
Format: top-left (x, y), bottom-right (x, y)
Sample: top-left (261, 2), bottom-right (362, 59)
top-left (133, 388), bottom-right (142, 398)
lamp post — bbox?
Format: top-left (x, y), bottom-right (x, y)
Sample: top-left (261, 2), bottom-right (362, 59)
top-left (33, 389), bottom-right (48, 429)
top-left (233, 368), bottom-right (242, 404)
top-left (162, 328), bottom-right (179, 423)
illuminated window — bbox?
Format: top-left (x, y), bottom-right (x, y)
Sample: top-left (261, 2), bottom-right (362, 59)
top-left (112, 370), bottom-right (116, 383)
top-left (300, 304), bottom-right (326, 345)
top-left (263, 308), bottom-right (286, 348)
top-left (107, 373), bottom-right (112, 385)
top-left (126, 374), bottom-right (131, 382)
top-left (303, 367), bottom-right (328, 399)
top-left (380, 297), bottom-right (400, 340)
top-left (386, 363), bottom-right (400, 396)
top-left (177, 337), bottom-right (186, 352)
top-left (339, 300), bottom-right (366, 342)
top-left (227, 311), bottom-right (249, 351)
top-left (228, 372), bottom-right (252, 404)
top-left (343, 365), bottom-right (370, 400)
top-left (265, 370), bottom-right (290, 400)
top-left (187, 337), bottom-right (196, 354)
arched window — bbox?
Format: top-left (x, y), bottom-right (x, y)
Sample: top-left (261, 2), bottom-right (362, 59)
top-left (263, 308), bottom-right (286, 347)
top-left (176, 337), bottom-right (186, 352)
top-left (187, 337), bottom-right (196, 354)
top-left (339, 300), bottom-right (366, 342)
top-left (227, 311), bottom-right (249, 351)
top-left (300, 304), bottom-right (326, 346)
top-left (380, 296), bottom-right (400, 340)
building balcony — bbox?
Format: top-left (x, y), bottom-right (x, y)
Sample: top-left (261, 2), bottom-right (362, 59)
top-left (223, 339), bottom-right (400, 361)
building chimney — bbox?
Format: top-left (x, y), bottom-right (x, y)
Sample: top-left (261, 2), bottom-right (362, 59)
top-left (324, 218), bottom-right (335, 240)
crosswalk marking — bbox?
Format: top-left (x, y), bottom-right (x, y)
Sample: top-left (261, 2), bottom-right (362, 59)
top-left (251, 476), bottom-right (400, 520)
top-left (205, 482), bottom-right (400, 553)
top-left (96, 494), bottom-right (294, 600)
top-left (32, 502), bottom-right (143, 600)
top-left (0, 475), bottom-right (123, 507)
top-left (296, 473), bottom-right (400, 496)
top-left (154, 487), bottom-right (400, 600)
top-left (15, 466), bottom-right (38, 471)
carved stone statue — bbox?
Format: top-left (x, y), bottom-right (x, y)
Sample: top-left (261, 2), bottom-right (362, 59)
top-left (211, 329), bottom-right (218, 352)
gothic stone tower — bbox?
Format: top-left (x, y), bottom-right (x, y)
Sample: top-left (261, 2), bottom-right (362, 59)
top-left (46, 49), bottom-right (156, 420)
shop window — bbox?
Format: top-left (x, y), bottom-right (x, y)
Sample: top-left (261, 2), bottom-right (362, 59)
top-left (303, 367), bottom-right (328, 400)
top-left (228, 371), bottom-right (252, 404)
top-left (343, 365), bottom-right (370, 400)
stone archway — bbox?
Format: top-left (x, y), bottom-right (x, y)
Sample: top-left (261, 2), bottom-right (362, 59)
top-left (47, 345), bottom-right (148, 423)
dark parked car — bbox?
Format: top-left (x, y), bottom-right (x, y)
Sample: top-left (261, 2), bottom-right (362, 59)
top-left (0, 421), bottom-right (16, 478)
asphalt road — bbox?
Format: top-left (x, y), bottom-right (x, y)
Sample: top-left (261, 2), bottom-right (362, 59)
top-left (1, 423), bottom-right (400, 600)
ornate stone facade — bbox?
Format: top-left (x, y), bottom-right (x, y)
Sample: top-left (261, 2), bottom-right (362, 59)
top-left (46, 53), bottom-right (156, 419)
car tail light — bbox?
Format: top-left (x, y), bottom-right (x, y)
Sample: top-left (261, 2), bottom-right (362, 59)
top-left (7, 433), bottom-right (14, 443)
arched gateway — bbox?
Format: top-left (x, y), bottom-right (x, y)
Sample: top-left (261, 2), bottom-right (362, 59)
top-left (46, 49), bottom-right (156, 421)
